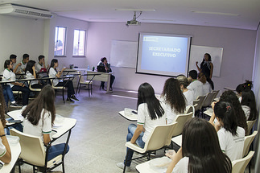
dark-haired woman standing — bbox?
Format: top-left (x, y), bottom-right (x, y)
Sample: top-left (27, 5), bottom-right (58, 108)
top-left (166, 118), bottom-right (232, 173)
top-left (22, 85), bottom-right (69, 161)
top-left (117, 83), bottom-right (166, 171)
top-left (196, 53), bottom-right (214, 90)
top-left (210, 101), bottom-right (245, 161)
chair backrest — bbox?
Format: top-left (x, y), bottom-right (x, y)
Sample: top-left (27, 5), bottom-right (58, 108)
top-left (185, 105), bottom-right (194, 114)
top-left (144, 123), bottom-right (177, 151)
top-left (10, 129), bottom-right (46, 167)
top-left (232, 151), bottom-right (254, 173)
top-left (243, 131), bottom-right (258, 157)
top-left (202, 92), bottom-right (216, 107)
top-left (171, 112), bottom-right (193, 137)
top-left (247, 120), bottom-right (256, 134)
top-left (193, 95), bottom-right (206, 110)
top-left (212, 90), bottom-right (220, 98)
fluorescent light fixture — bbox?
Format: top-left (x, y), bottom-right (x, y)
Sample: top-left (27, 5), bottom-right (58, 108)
top-left (192, 11), bottom-right (239, 16)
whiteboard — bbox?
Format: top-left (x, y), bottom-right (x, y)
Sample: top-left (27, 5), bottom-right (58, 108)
top-left (189, 45), bottom-right (223, 77)
top-left (110, 40), bottom-right (138, 68)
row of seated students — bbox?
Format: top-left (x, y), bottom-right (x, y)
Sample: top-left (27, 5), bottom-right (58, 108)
top-left (117, 78), bottom-right (257, 172)
top-left (2, 54), bottom-right (79, 108)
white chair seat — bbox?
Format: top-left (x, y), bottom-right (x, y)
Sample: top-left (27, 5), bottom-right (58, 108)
top-left (125, 142), bottom-right (146, 154)
top-left (47, 154), bottom-right (62, 168)
top-left (80, 80), bottom-right (93, 84)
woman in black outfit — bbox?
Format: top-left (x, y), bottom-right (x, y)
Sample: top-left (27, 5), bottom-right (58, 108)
top-left (196, 53), bottom-right (214, 90)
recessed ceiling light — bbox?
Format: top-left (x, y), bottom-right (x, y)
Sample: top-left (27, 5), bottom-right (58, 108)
top-left (192, 11), bottom-right (239, 16)
top-left (115, 9), bottom-right (155, 12)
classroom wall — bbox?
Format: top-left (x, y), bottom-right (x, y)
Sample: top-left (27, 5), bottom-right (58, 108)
top-left (252, 25), bottom-right (260, 173)
top-left (0, 15), bottom-right (45, 72)
top-left (45, 14), bottom-right (89, 69)
top-left (86, 22), bottom-right (256, 93)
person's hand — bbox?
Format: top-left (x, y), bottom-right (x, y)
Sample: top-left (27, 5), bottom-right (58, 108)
top-left (17, 63), bottom-right (22, 66)
top-left (211, 101), bottom-right (217, 110)
top-left (196, 61), bottom-right (198, 65)
top-left (165, 150), bottom-right (176, 160)
top-left (19, 83), bottom-right (25, 87)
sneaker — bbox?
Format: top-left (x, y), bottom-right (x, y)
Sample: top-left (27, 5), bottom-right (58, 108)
top-left (116, 162), bottom-right (131, 172)
top-left (70, 95), bottom-right (79, 101)
top-left (10, 102), bottom-right (21, 108)
top-left (66, 98), bottom-right (74, 103)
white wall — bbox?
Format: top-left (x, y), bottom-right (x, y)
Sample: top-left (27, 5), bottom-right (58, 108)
top-left (252, 25), bottom-right (260, 173)
top-left (0, 15), bottom-right (45, 72)
top-left (45, 14), bottom-right (89, 68)
top-left (86, 22), bottom-right (256, 93)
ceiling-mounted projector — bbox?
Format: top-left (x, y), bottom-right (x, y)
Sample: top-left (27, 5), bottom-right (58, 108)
top-left (126, 11), bottom-right (142, 26)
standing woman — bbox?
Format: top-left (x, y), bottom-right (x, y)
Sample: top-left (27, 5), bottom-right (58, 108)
top-left (117, 83), bottom-right (166, 171)
top-left (160, 78), bottom-right (186, 124)
top-left (2, 60), bottom-right (30, 106)
top-left (25, 60), bottom-right (43, 89)
top-left (22, 85), bottom-right (69, 161)
top-left (196, 53), bottom-right (214, 90)
top-left (48, 59), bottom-right (79, 102)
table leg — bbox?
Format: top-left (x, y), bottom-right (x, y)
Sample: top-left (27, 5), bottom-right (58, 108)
top-left (106, 74), bottom-right (111, 93)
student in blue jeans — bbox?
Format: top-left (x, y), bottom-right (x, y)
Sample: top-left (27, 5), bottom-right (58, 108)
top-left (117, 83), bottom-right (167, 172)
top-left (22, 85), bottom-right (69, 161)
top-left (2, 85), bottom-right (19, 108)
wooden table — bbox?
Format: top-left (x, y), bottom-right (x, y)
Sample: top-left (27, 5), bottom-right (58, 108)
top-left (0, 141), bottom-right (21, 173)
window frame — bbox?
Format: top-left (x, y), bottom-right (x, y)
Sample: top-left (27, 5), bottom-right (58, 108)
top-left (54, 26), bottom-right (67, 57)
top-left (72, 29), bottom-right (86, 57)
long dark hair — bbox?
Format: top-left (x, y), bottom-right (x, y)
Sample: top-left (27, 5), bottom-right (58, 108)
top-left (161, 78), bottom-right (186, 113)
top-left (219, 90), bottom-right (248, 135)
top-left (200, 53), bottom-right (212, 66)
top-left (4, 60), bottom-right (11, 69)
top-left (25, 60), bottom-right (36, 75)
top-left (236, 80), bottom-right (253, 94)
top-left (182, 118), bottom-right (232, 173)
top-left (241, 90), bottom-right (257, 121)
top-left (50, 59), bottom-right (58, 72)
top-left (214, 101), bottom-right (238, 136)
top-left (0, 86), bottom-right (6, 127)
top-left (137, 83), bottom-right (164, 120)
top-left (22, 85), bottom-right (56, 125)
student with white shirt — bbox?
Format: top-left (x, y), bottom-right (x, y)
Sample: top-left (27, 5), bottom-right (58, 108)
top-left (15, 54), bottom-right (29, 73)
top-left (198, 72), bottom-right (212, 95)
top-left (0, 85), bottom-right (11, 164)
top-left (22, 85), bottom-right (69, 161)
top-left (210, 101), bottom-right (245, 161)
top-left (2, 60), bottom-right (30, 105)
top-left (176, 75), bottom-right (194, 106)
top-left (48, 59), bottom-right (79, 102)
top-left (10, 54), bottom-right (19, 74)
top-left (166, 118), bottom-right (231, 173)
top-left (187, 70), bottom-right (203, 100)
top-left (160, 78), bottom-right (186, 124)
top-left (25, 60), bottom-right (43, 89)
top-left (241, 89), bottom-right (257, 121)
top-left (117, 83), bottom-right (166, 172)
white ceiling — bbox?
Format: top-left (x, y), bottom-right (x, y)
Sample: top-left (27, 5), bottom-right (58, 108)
top-left (1, 0), bottom-right (260, 30)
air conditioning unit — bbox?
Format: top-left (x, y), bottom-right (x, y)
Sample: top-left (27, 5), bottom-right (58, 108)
top-left (0, 4), bottom-right (52, 19)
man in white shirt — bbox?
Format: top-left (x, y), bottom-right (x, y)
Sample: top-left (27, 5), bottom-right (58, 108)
top-left (187, 70), bottom-right (203, 100)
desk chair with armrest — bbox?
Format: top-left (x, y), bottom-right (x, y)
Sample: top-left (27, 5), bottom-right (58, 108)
top-left (247, 120), bottom-right (256, 135)
top-left (50, 79), bottom-right (65, 103)
top-left (76, 72), bottom-right (94, 97)
top-left (123, 123), bottom-right (177, 173)
top-left (232, 151), bottom-right (254, 173)
top-left (10, 128), bottom-right (70, 173)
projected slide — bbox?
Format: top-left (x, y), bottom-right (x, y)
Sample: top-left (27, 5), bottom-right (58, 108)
top-left (137, 33), bottom-right (191, 76)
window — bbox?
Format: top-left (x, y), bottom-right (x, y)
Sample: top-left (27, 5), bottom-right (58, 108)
top-left (54, 27), bottom-right (66, 56)
top-left (73, 30), bottom-right (86, 56)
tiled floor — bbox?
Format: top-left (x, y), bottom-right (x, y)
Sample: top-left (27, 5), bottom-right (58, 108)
top-left (14, 87), bottom-right (162, 173)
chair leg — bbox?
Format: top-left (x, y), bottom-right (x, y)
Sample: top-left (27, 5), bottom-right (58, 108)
top-left (62, 88), bottom-right (65, 103)
top-left (91, 84), bottom-right (92, 95)
top-left (78, 84), bottom-right (81, 94)
top-left (62, 160), bottom-right (65, 173)
top-left (123, 149), bottom-right (131, 173)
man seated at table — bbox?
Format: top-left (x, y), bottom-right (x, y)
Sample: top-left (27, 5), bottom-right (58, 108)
top-left (0, 86), bottom-right (11, 164)
top-left (97, 57), bottom-right (115, 91)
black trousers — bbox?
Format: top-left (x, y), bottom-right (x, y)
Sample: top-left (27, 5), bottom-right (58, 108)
top-left (56, 80), bottom-right (75, 98)
top-left (207, 78), bottom-right (214, 90)
top-left (12, 85), bottom-right (30, 105)
top-left (101, 75), bottom-right (115, 88)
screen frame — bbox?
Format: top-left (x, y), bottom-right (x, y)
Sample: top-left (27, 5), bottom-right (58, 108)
top-left (136, 32), bottom-right (192, 77)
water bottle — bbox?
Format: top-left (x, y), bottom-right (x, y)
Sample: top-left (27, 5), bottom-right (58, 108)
top-left (92, 67), bottom-right (95, 71)
top-left (87, 65), bottom-right (90, 71)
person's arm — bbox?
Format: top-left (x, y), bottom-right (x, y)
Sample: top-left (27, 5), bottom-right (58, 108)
top-left (210, 63), bottom-right (213, 79)
top-left (166, 147), bottom-right (183, 173)
top-left (130, 125), bottom-right (144, 144)
top-left (196, 62), bottom-right (202, 72)
top-left (55, 68), bottom-right (66, 78)
top-left (32, 66), bottom-right (36, 79)
top-left (13, 63), bottom-right (21, 73)
top-left (43, 134), bottom-right (51, 146)
top-left (0, 121), bottom-right (11, 164)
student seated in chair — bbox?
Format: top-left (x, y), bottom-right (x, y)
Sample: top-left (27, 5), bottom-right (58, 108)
top-left (22, 85), bottom-right (69, 161)
top-left (116, 83), bottom-right (166, 172)
top-left (15, 54), bottom-right (29, 73)
top-left (166, 118), bottom-right (232, 173)
top-left (10, 54), bottom-right (19, 74)
top-left (0, 85), bottom-right (11, 164)
top-left (187, 70), bottom-right (203, 100)
top-left (160, 78), bottom-right (186, 124)
top-left (97, 57), bottom-right (115, 91)
top-left (176, 75), bottom-right (194, 106)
